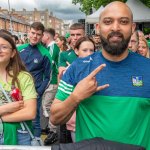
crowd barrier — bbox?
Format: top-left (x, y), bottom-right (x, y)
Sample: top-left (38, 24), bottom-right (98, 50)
top-left (0, 145), bottom-right (51, 150)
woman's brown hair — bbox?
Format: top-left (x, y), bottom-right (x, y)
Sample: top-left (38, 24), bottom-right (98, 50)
top-left (58, 36), bottom-right (68, 51)
top-left (74, 36), bottom-right (95, 51)
top-left (0, 33), bottom-right (27, 88)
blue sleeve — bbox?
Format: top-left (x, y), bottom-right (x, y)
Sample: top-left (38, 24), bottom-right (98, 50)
top-left (61, 63), bottom-right (77, 85)
top-left (36, 56), bottom-right (51, 95)
top-left (55, 63), bottom-right (76, 101)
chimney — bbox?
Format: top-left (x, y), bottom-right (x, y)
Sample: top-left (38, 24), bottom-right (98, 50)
top-left (23, 8), bottom-right (26, 12)
top-left (11, 8), bottom-right (15, 12)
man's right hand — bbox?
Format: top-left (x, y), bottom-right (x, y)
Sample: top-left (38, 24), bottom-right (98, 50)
top-left (50, 64), bottom-right (109, 125)
top-left (71, 64), bottom-right (109, 103)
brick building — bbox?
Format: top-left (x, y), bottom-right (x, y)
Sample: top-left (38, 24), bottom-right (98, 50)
top-left (0, 7), bottom-right (30, 36)
top-left (0, 7), bottom-right (65, 36)
top-left (13, 8), bottom-right (65, 35)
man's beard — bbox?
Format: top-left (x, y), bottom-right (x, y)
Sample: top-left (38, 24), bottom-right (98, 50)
top-left (100, 31), bottom-right (131, 56)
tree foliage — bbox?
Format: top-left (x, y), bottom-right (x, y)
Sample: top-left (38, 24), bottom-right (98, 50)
top-left (72, 0), bottom-right (150, 15)
top-left (140, 0), bottom-right (150, 7)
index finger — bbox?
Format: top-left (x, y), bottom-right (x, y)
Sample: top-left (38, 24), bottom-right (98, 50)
top-left (87, 64), bottom-right (106, 79)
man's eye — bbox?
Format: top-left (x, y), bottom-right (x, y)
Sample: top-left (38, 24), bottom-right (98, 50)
top-left (104, 20), bottom-right (112, 25)
top-left (82, 49), bottom-right (87, 52)
top-left (120, 20), bottom-right (129, 24)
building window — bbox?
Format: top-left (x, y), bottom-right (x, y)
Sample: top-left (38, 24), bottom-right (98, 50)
top-left (41, 16), bottom-right (44, 19)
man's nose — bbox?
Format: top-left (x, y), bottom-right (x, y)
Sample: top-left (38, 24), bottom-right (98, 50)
top-left (74, 35), bottom-right (78, 40)
top-left (33, 33), bottom-right (37, 38)
top-left (112, 21), bottom-right (120, 31)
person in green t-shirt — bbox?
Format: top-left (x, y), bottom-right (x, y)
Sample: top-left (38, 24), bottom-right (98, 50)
top-left (0, 32), bottom-right (37, 145)
top-left (42, 28), bottom-right (60, 145)
top-left (58, 23), bottom-right (85, 80)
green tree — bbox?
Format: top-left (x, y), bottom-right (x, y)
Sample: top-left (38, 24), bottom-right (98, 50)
top-left (140, 0), bottom-right (150, 7)
top-left (72, 0), bottom-right (150, 15)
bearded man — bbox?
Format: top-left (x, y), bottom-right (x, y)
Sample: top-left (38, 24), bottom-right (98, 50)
top-left (50, 1), bottom-right (150, 150)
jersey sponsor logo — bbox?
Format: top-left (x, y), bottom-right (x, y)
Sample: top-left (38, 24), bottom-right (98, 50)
top-left (83, 57), bottom-right (93, 63)
top-left (68, 52), bottom-right (71, 56)
top-left (132, 76), bottom-right (143, 87)
top-left (52, 60), bottom-right (54, 64)
top-left (34, 58), bottom-right (39, 64)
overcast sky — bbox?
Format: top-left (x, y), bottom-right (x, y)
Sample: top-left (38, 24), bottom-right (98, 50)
top-left (0, 0), bottom-right (85, 20)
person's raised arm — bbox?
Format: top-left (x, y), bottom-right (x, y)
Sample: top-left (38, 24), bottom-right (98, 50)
top-left (50, 64), bottom-right (109, 125)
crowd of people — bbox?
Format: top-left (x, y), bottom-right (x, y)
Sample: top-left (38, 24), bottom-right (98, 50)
top-left (0, 1), bottom-right (150, 149)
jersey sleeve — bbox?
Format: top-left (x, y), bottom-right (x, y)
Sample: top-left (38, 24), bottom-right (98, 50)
top-left (18, 72), bottom-right (37, 101)
top-left (17, 43), bottom-right (29, 52)
top-left (55, 64), bottom-right (76, 101)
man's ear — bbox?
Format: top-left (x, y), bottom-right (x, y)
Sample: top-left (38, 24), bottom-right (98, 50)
top-left (98, 23), bottom-right (101, 31)
top-left (132, 23), bottom-right (136, 34)
top-left (94, 23), bottom-right (100, 35)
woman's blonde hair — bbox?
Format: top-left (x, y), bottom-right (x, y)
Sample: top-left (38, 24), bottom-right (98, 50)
top-left (139, 36), bottom-right (150, 58)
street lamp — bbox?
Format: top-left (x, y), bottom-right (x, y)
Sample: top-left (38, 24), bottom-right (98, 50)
top-left (8, 0), bottom-right (13, 33)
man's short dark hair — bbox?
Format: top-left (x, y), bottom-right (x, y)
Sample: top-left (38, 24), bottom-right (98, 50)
top-left (44, 28), bottom-right (55, 38)
top-left (30, 22), bottom-right (45, 33)
top-left (93, 34), bottom-right (100, 38)
top-left (70, 23), bottom-right (85, 31)
top-left (12, 35), bottom-right (19, 41)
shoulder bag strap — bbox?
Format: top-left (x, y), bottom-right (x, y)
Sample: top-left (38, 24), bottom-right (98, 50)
top-left (0, 83), bottom-right (25, 130)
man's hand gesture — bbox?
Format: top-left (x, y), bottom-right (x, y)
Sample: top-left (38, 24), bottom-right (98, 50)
top-left (71, 64), bottom-right (109, 103)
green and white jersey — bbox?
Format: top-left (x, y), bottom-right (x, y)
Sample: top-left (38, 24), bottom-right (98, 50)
top-left (56, 51), bottom-right (150, 150)
top-left (58, 49), bottom-right (77, 67)
top-left (48, 41), bottom-right (60, 84)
